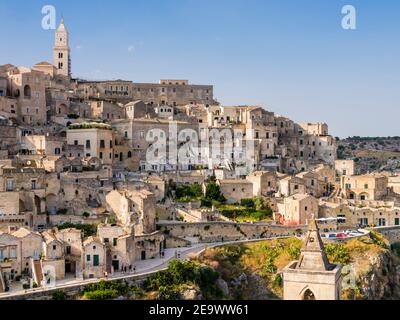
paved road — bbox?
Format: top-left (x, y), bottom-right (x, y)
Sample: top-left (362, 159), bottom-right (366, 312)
top-left (0, 236), bottom-right (290, 299)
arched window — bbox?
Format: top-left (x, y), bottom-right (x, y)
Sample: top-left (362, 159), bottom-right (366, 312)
top-left (24, 85), bottom-right (31, 99)
top-left (303, 289), bottom-right (316, 300)
top-left (127, 151), bottom-right (132, 158)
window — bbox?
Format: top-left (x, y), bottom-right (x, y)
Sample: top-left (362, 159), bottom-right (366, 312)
top-left (93, 255), bottom-right (99, 266)
top-left (66, 246), bottom-right (71, 254)
top-left (104, 238), bottom-right (109, 243)
top-left (124, 131), bottom-right (128, 138)
top-left (6, 179), bottom-right (14, 191)
top-left (53, 245), bottom-right (57, 250)
top-left (74, 140), bottom-right (78, 145)
top-left (110, 140), bottom-right (113, 148)
top-left (86, 254), bottom-right (91, 262)
top-left (23, 85), bottom-right (31, 98)
top-left (139, 131), bottom-right (145, 139)
top-left (99, 152), bottom-right (103, 159)
top-left (100, 140), bottom-right (105, 148)
top-left (86, 140), bottom-right (91, 148)
top-left (364, 184), bottom-right (368, 189)
top-left (113, 238), bottom-right (117, 246)
top-left (31, 180), bottom-right (36, 190)
top-left (0, 249), bottom-right (4, 260)
top-left (10, 248), bottom-right (17, 258)
top-left (395, 218), bottom-right (400, 226)
top-left (128, 151), bottom-right (132, 158)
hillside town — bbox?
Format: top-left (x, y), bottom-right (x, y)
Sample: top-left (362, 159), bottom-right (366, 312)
top-left (1, 18), bottom-right (400, 300)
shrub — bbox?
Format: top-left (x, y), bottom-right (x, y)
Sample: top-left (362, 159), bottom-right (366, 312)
top-left (83, 280), bottom-right (130, 300)
top-left (84, 289), bottom-right (119, 300)
top-left (325, 243), bottom-right (351, 264)
top-left (240, 198), bottom-right (255, 208)
top-left (205, 182), bottom-right (226, 203)
top-left (57, 222), bottom-right (97, 237)
top-left (272, 274), bottom-right (283, 288)
top-left (175, 184), bottom-right (203, 202)
top-left (144, 260), bottom-right (222, 299)
top-left (52, 290), bottom-right (68, 300)
top-left (82, 212), bottom-right (90, 218)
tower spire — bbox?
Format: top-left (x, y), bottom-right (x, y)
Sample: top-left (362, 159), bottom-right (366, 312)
top-left (54, 16), bottom-right (71, 78)
top-left (295, 219), bottom-right (331, 271)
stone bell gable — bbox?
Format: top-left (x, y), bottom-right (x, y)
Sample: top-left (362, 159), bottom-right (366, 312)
top-left (283, 219), bottom-right (342, 300)
top-left (295, 219), bottom-right (331, 271)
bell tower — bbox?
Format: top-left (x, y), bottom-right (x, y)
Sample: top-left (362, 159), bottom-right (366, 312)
top-left (54, 17), bottom-right (71, 78)
top-left (283, 219), bottom-right (343, 300)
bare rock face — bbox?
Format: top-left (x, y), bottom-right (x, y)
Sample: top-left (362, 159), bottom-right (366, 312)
top-left (180, 287), bottom-right (202, 300)
top-left (216, 278), bottom-right (230, 297)
top-left (358, 252), bottom-right (400, 300)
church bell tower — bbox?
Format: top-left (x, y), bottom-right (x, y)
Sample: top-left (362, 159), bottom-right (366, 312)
top-left (53, 17), bottom-right (71, 78)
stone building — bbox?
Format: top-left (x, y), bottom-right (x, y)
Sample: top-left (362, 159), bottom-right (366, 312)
top-left (278, 193), bottom-right (319, 225)
top-left (66, 123), bottom-right (114, 165)
top-left (74, 79), bottom-right (214, 106)
top-left (217, 179), bottom-right (254, 204)
top-left (11, 227), bottom-right (42, 275)
top-left (0, 65), bottom-right (47, 126)
top-left (340, 174), bottom-right (388, 201)
top-left (82, 236), bottom-right (106, 279)
top-left (0, 231), bottom-right (22, 286)
top-left (335, 159), bottom-right (355, 176)
top-left (246, 170), bottom-right (278, 196)
top-left (87, 100), bottom-right (125, 121)
top-left (278, 176), bottom-right (306, 197)
top-left (283, 219), bottom-right (342, 300)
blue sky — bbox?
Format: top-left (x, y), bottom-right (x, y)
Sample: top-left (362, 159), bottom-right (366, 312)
top-left (1, 0), bottom-right (399, 138)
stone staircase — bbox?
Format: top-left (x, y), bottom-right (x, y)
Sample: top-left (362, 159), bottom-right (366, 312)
top-left (31, 258), bottom-right (44, 287)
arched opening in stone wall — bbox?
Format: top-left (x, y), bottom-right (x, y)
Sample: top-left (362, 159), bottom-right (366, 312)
top-left (302, 288), bottom-right (316, 300)
top-left (23, 85), bottom-right (31, 98)
top-left (46, 193), bottom-right (57, 214)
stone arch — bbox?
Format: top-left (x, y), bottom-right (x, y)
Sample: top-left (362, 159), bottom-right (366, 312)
top-left (34, 195), bottom-right (42, 214)
top-left (23, 85), bottom-right (31, 98)
top-left (46, 193), bottom-right (57, 214)
top-left (58, 103), bottom-right (68, 114)
top-left (300, 286), bottom-right (316, 300)
top-left (359, 192), bottom-right (369, 201)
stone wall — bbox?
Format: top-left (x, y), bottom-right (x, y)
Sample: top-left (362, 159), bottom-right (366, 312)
top-left (158, 221), bottom-right (307, 243)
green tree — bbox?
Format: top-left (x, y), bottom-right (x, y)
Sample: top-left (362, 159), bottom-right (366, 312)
top-left (205, 182), bottom-right (226, 202)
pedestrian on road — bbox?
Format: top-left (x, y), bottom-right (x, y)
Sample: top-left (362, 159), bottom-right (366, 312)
top-left (133, 266), bottom-right (136, 273)
top-left (129, 265), bottom-right (132, 272)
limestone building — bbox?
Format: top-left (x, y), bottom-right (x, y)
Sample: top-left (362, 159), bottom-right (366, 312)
top-left (283, 219), bottom-right (342, 300)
